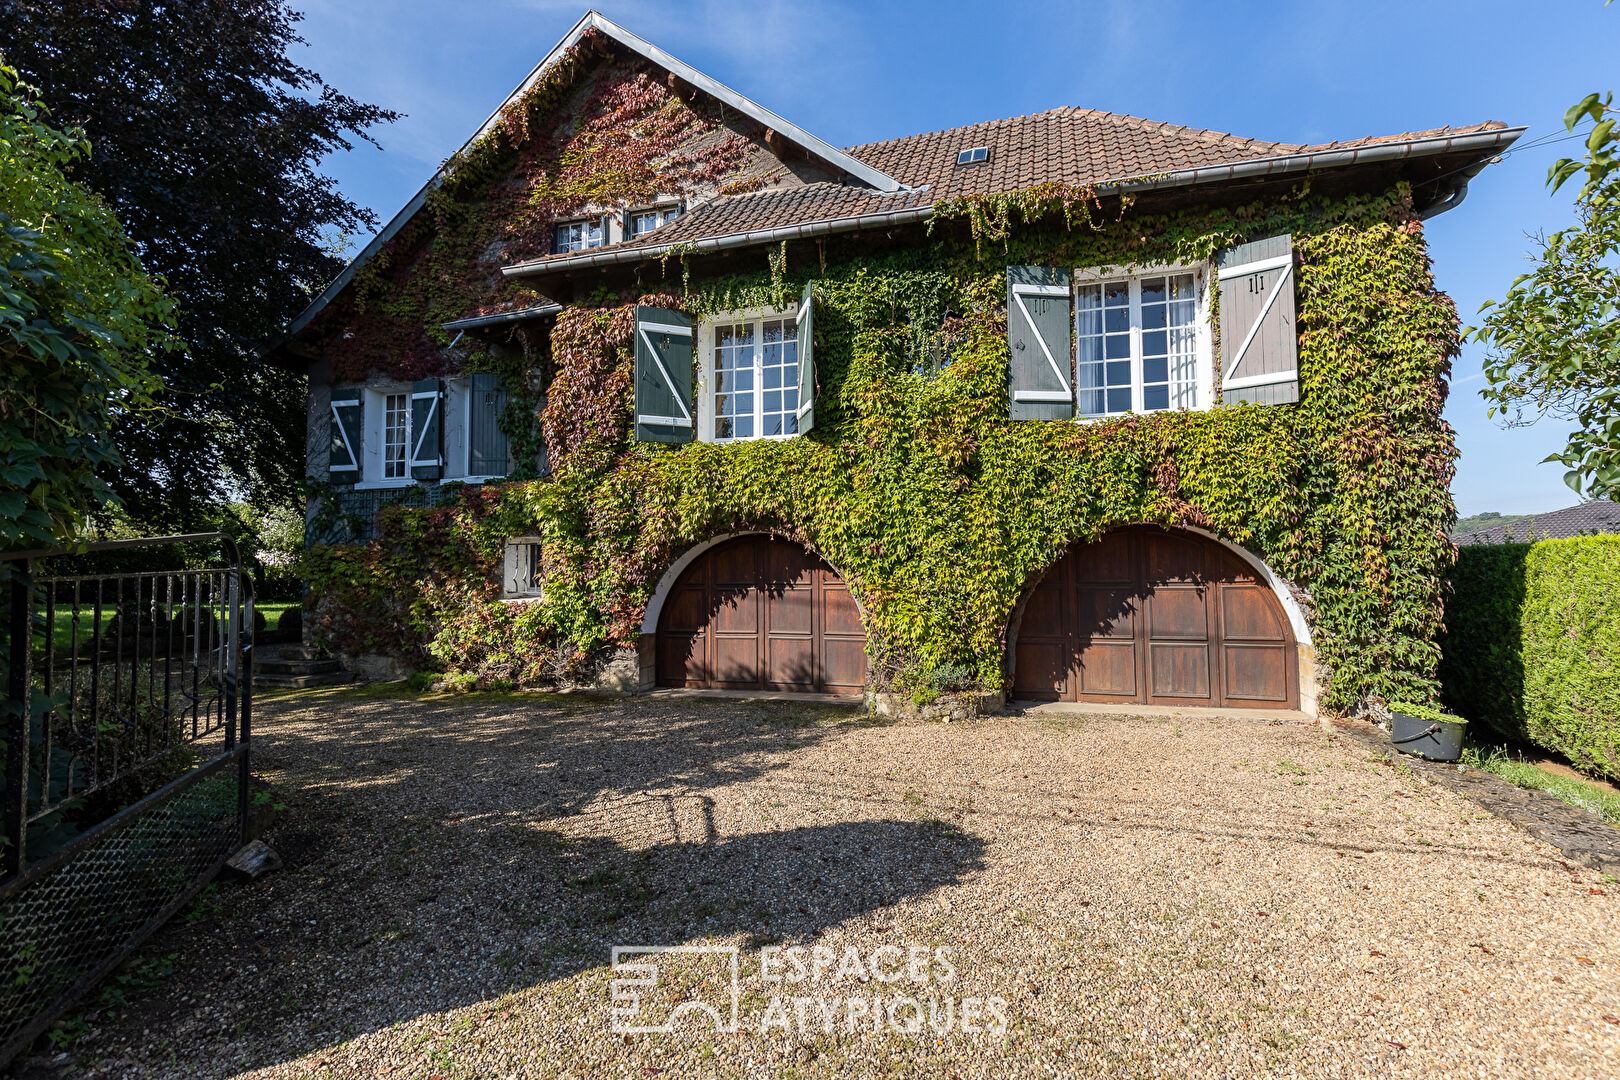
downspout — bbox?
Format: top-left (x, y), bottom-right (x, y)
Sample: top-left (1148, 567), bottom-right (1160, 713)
top-left (1418, 179), bottom-right (1469, 221)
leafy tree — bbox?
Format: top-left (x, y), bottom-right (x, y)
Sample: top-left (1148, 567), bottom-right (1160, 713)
top-left (0, 61), bottom-right (174, 553)
top-left (1472, 92), bottom-right (1620, 498)
top-left (0, 0), bottom-right (398, 528)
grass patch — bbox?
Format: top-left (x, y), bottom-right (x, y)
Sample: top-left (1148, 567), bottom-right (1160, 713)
top-left (1462, 744), bottom-right (1620, 826)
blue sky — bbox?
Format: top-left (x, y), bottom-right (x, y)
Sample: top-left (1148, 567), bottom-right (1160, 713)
top-left (293, 0), bottom-right (1615, 516)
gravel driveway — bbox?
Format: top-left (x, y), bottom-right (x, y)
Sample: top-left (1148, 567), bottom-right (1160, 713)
top-left (41, 687), bottom-right (1620, 1079)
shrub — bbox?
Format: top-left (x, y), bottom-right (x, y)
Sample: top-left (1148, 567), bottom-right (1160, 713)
top-left (1439, 535), bottom-right (1620, 780)
top-left (276, 606), bottom-right (302, 639)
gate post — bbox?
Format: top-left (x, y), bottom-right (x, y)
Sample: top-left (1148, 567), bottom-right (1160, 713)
top-left (4, 561), bottom-right (34, 878)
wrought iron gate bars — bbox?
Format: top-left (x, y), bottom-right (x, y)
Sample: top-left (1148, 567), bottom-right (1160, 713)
top-left (0, 532), bottom-right (254, 1065)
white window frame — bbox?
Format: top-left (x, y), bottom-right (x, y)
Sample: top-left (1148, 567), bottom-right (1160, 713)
top-left (695, 307), bottom-right (802, 444)
top-left (501, 536), bottom-right (544, 600)
top-left (628, 202), bottom-right (682, 239)
top-left (439, 376), bottom-right (506, 485)
top-left (1070, 262), bottom-right (1215, 420)
top-left (552, 216), bottom-right (607, 254)
top-left (356, 384), bottom-right (413, 489)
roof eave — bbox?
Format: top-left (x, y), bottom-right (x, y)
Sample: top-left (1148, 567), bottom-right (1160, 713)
top-left (277, 10), bottom-right (902, 343)
top-left (501, 125), bottom-right (1526, 278)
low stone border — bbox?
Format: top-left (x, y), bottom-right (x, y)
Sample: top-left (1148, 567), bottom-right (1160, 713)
top-left (1330, 718), bottom-right (1620, 877)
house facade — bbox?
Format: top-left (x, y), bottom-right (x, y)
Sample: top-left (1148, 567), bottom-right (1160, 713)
top-left (273, 12), bottom-right (1522, 716)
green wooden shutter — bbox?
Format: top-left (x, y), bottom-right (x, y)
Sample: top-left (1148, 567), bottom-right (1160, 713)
top-left (1007, 266), bottom-right (1074, 420)
top-left (795, 281), bottom-right (815, 434)
top-left (634, 306), bottom-right (694, 443)
top-left (468, 372), bottom-right (511, 477)
top-left (410, 378), bottom-right (443, 480)
top-left (329, 388), bottom-right (362, 477)
top-left (1216, 235), bottom-right (1298, 405)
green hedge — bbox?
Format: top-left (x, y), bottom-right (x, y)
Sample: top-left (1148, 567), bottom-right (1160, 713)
top-left (1440, 535), bottom-right (1620, 780)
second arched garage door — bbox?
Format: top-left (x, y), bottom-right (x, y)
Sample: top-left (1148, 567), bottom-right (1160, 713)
top-left (656, 535), bottom-right (868, 694)
top-left (1012, 526), bottom-right (1297, 709)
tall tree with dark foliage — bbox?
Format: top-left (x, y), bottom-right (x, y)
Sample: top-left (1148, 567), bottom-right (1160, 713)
top-left (1, 1), bottom-right (397, 528)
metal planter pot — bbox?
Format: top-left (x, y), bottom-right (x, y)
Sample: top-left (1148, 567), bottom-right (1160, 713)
top-left (1390, 712), bottom-right (1466, 762)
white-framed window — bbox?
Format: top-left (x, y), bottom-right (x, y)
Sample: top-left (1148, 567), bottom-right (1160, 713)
top-left (359, 385), bottom-right (413, 487)
top-left (552, 217), bottom-right (606, 254)
top-left (1073, 266), bottom-right (1211, 418)
top-left (701, 312), bottom-right (799, 442)
top-left (628, 204), bottom-right (681, 238)
top-left (502, 537), bottom-right (543, 599)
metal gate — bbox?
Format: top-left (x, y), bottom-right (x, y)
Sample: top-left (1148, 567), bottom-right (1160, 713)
top-left (0, 533), bottom-right (253, 1064)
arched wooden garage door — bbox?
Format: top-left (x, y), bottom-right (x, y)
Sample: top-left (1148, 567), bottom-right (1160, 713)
top-left (656, 535), bottom-right (867, 694)
top-left (1013, 526), bottom-right (1297, 708)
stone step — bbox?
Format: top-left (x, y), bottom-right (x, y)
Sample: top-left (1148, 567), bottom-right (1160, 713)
top-left (256, 645), bottom-right (328, 662)
top-left (254, 658), bottom-right (344, 676)
top-left (254, 670), bottom-right (356, 690)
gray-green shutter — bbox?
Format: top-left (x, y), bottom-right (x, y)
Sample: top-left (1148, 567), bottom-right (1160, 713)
top-left (468, 373), bottom-right (511, 477)
top-left (329, 388), bottom-right (361, 477)
top-left (634, 305), bottom-right (694, 443)
top-left (1216, 235), bottom-right (1299, 405)
top-left (410, 378), bottom-right (442, 480)
top-left (1007, 266), bottom-right (1074, 420)
top-left (796, 281), bottom-right (815, 434)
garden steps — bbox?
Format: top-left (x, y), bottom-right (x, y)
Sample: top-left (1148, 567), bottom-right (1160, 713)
top-left (253, 644), bottom-right (355, 690)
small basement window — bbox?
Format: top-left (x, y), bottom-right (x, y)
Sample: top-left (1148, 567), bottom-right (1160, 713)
top-left (502, 537), bottom-right (543, 599)
top-left (956, 146), bottom-right (988, 165)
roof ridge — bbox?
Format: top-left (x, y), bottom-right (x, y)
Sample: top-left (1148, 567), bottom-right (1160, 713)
top-left (1074, 107), bottom-right (1296, 153)
top-left (842, 106), bottom-right (1077, 155)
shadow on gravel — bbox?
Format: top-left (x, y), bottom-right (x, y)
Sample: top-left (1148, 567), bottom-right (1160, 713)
top-left (30, 690), bottom-right (983, 1079)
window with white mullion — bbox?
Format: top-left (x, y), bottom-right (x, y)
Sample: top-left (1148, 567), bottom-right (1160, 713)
top-left (1076, 280), bottom-right (1134, 416)
top-left (712, 316), bottom-right (800, 442)
top-left (382, 392), bottom-right (408, 479)
top-left (1075, 272), bottom-right (1200, 416)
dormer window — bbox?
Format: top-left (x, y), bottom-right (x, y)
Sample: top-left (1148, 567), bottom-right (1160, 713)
top-left (956, 146), bottom-right (988, 165)
top-left (628, 204), bottom-right (682, 239)
top-left (552, 217), bottom-right (606, 254)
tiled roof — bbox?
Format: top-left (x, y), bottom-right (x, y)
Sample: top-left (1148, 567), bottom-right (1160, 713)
top-left (507, 109), bottom-right (1510, 271)
top-left (848, 109), bottom-right (1505, 200)
top-left (1454, 500), bottom-right (1620, 545)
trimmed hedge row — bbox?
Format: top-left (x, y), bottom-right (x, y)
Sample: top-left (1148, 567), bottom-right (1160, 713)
top-left (1440, 535), bottom-right (1620, 780)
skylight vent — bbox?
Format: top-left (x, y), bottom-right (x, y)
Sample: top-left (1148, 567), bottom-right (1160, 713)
top-left (956, 146), bottom-right (989, 165)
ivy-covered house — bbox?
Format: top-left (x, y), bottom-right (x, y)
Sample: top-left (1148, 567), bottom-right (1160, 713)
top-left (271, 11), bottom-right (1521, 716)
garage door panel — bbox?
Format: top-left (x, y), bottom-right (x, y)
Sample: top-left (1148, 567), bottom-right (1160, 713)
top-left (1077, 641), bottom-right (1136, 697)
top-left (820, 639), bottom-right (869, 694)
top-left (1080, 532), bottom-right (1133, 583)
top-left (712, 635), bottom-right (761, 686)
top-left (769, 584), bottom-right (813, 636)
top-left (1221, 584), bottom-right (1286, 641)
top-left (1013, 526), bottom-right (1296, 709)
top-left (1023, 582), bottom-right (1066, 633)
top-left (1148, 586), bottom-right (1208, 640)
top-left (657, 632), bottom-right (704, 686)
top-left (1223, 644), bottom-right (1289, 703)
top-left (769, 638), bottom-right (816, 689)
top-left (1014, 641), bottom-right (1070, 699)
top-left (713, 587), bottom-right (758, 634)
top-left (663, 587), bottom-right (709, 633)
top-left (657, 536), bottom-right (868, 694)
top-left (1075, 586), bottom-right (1135, 639)
top-left (712, 542), bottom-right (757, 586)
top-left (1145, 532), bottom-right (1207, 584)
top-left (1148, 643), bottom-right (1211, 698)
top-left (821, 584), bottom-right (864, 638)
